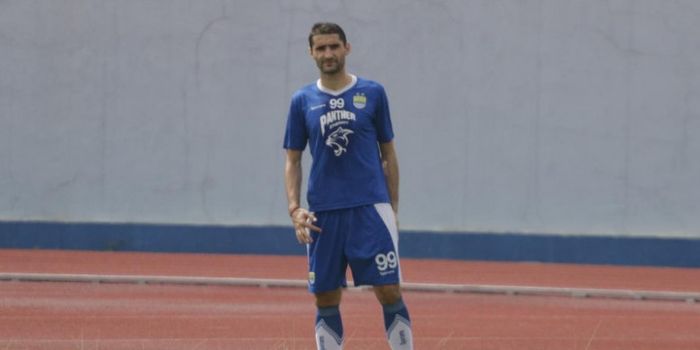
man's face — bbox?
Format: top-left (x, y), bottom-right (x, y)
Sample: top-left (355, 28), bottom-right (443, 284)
top-left (310, 34), bottom-right (350, 75)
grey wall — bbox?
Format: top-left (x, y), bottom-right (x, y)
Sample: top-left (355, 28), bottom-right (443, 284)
top-left (1, 0), bottom-right (699, 238)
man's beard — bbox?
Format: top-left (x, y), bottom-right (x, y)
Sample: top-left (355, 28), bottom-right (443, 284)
top-left (318, 59), bottom-right (344, 74)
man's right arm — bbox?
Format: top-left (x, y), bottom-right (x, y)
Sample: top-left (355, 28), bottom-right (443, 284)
top-left (285, 149), bottom-right (321, 244)
top-left (285, 149), bottom-right (303, 217)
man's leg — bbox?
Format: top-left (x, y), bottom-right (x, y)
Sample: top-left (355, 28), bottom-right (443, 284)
top-left (307, 208), bottom-right (348, 350)
top-left (315, 288), bottom-right (344, 350)
top-left (374, 284), bottom-right (413, 350)
top-left (346, 204), bottom-right (413, 349)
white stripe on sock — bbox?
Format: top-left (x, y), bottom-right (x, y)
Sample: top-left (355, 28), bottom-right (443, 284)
top-left (315, 319), bottom-right (343, 350)
top-left (386, 315), bottom-right (413, 350)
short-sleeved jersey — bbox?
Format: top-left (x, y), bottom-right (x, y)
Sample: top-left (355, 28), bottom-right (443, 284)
top-left (284, 75), bottom-right (394, 212)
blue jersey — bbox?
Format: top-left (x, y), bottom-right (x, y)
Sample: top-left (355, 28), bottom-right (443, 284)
top-left (284, 75), bottom-right (394, 212)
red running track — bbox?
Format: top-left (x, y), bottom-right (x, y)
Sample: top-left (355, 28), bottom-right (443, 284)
top-left (2, 249), bottom-right (700, 349)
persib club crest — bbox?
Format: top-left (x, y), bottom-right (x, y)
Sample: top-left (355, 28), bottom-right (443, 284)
top-left (353, 93), bottom-right (367, 109)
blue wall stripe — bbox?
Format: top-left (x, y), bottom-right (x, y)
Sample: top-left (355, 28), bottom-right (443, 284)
top-left (1, 221), bottom-right (699, 268)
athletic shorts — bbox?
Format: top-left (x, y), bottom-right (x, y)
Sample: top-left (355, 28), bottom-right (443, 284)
top-left (307, 203), bottom-right (402, 293)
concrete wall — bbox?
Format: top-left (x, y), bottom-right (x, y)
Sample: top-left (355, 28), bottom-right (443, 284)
top-left (2, 0), bottom-right (699, 238)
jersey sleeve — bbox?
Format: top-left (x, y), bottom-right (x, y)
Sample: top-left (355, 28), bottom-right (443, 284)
top-left (374, 85), bottom-right (394, 143)
top-left (283, 93), bottom-right (308, 150)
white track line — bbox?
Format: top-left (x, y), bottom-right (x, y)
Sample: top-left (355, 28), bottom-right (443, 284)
top-left (1, 272), bottom-right (698, 303)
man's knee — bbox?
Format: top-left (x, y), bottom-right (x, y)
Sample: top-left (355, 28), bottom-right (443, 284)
top-left (315, 288), bottom-right (343, 307)
top-left (373, 284), bottom-right (402, 305)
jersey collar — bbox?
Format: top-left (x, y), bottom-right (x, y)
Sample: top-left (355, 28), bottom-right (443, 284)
top-left (316, 74), bottom-right (357, 96)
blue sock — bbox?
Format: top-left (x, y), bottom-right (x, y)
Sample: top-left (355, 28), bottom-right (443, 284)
top-left (315, 305), bottom-right (343, 349)
top-left (382, 299), bottom-right (413, 349)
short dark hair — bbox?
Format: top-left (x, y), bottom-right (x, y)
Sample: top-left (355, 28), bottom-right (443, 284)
top-left (308, 22), bottom-right (347, 48)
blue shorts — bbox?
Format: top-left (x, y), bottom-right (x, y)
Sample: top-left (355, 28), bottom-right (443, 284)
top-left (307, 203), bottom-right (402, 293)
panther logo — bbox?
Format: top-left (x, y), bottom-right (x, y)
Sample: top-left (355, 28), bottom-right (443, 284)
top-left (325, 127), bottom-right (354, 156)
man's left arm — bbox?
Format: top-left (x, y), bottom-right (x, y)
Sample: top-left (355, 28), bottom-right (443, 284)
top-left (379, 141), bottom-right (399, 215)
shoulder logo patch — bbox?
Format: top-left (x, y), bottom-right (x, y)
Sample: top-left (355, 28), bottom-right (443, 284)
top-left (353, 93), bottom-right (367, 109)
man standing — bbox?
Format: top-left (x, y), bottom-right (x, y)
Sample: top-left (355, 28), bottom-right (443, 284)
top-left (284, 22), bottom-right (414, 350)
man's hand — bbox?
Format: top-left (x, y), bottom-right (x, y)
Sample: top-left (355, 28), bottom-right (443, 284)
top-left (290, 208), bottom-right (322, 244)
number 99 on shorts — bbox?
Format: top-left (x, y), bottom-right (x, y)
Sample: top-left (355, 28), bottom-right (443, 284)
top-left (375, 251), bottom-right (398, 272)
